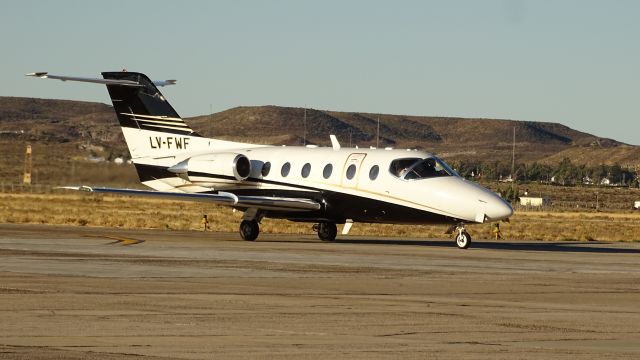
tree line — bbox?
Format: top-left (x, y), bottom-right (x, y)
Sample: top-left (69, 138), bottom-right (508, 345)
top-left (450, 158), bottom-right (639, 187)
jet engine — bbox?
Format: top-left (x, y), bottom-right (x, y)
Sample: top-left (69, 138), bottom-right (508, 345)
top-left (168, 153), bottom-right (252, 182)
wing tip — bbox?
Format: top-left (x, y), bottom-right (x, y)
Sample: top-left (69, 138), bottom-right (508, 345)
top-left (56, 185), bottom-right (94, 192)
top-left (25, 72), bottom-right (48, 78)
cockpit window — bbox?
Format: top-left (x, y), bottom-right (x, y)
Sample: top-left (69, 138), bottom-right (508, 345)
top-left (389, 157), bottom-right (457, 180)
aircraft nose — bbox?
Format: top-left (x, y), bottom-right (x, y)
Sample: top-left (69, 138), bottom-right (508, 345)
top-left (485, 196), bottom-right (514, 221)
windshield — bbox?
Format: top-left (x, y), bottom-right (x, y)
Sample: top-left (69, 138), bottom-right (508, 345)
top-left (389, 157), bottom-right (458, 180)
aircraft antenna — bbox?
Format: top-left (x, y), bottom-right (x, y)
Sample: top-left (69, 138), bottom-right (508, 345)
top-left (23, 143), bottom-right (32, 185)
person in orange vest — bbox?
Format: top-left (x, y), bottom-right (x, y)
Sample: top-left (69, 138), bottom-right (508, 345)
top-left (492, 223), bottom-right (503, 240)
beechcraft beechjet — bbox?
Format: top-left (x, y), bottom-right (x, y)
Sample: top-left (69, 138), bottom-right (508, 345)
top-left (26, 71), bottom-right (513, 249)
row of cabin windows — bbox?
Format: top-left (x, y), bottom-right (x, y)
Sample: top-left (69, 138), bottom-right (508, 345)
top-left (259, 157), bottom-right (455, 182)
top-left (260, 161), bottom-right (380, 181)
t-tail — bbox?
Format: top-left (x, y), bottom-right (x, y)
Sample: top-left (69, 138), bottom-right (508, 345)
top-left (26, 71), bottom-right (215, 188)
top-left (100, 71), bottom-right (202, 159)
top-left (26, 70), bottom-right (262, 190)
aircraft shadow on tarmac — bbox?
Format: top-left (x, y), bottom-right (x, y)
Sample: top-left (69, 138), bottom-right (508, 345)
top-left (327, 238), bottom-right (640, 254)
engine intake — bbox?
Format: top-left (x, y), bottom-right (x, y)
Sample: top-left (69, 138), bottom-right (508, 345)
top-left (232, 154), bottom-right (251, 180)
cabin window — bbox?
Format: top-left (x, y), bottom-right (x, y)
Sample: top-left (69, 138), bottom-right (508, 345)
top-left (346, 164), bottom-right (357, 180)
top-left (301, 163), bottom-right (311, 178)
top-left (389, 157), bottom-right (456, 180)
top-left (369, 165), bottom-right (379, 180)
top-left (261, 162), bottom-right (271, 177)
top-left (323, 164), bottom-right (333, 179)
top-left (281, 162), bottom-right (291, 177)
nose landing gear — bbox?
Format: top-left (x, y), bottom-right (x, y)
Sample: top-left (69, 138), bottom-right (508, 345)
top-left (455, 226), bottom-right (471, 249)
top-left (446, 223), bottom-right (472, 249)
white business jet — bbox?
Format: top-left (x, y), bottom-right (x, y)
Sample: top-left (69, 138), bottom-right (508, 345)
top-left (26, 71), bottom-right (513, 249)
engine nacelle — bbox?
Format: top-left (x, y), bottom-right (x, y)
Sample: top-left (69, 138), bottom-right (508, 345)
top-left (168, 153), bottom-right (252, 183)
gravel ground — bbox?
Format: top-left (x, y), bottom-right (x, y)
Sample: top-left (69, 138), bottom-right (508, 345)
top-left (0, 223), bottom-right (639, 359)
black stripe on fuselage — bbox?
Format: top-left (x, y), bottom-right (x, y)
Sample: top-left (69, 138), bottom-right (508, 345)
top-left (133, 163), bottom-right (458, 225)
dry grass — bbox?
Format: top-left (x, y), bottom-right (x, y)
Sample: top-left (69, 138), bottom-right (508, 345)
top-left (1, 193), bottom-right (639, 242)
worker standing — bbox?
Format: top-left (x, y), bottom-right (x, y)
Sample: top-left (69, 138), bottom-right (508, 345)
top-left (201, 214), bottom-right (210, 231)
top-left (492, 223), bottom-right (503, 240)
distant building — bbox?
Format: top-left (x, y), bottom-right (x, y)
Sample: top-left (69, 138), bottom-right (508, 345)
top-left (113, 157), bottom-right (124, 165)
top-left (582, 176), bottom-right (593, 185)
top-left (86, 156), bottom-right (106, 163)
top-left (634, 201), bottom-right (640, 210)
top-left (600, 178), bottom-right (611, 186)
top-left (499, 175), bottom-right (514, 183)
top-left (519, 196), bottom-right (552, 207)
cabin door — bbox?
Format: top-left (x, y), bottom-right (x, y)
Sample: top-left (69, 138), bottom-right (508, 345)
top-left (342, 153), bottom-right (367, 188)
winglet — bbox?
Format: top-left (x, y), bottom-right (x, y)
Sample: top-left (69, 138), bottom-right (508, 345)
top-left (329, 135), bottom-right (341, 151)
top-left (25, 72), bottom-right (48, 78)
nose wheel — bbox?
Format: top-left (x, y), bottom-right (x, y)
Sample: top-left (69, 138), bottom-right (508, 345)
top-left (455, 225), bottom-right (471, 249)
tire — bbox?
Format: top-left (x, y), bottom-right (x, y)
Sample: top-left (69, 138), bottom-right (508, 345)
top-left (317, 222), bottom-right (337, 242)
top-left (455, 231), bottom-right (471, 249)
top-left (239, 220), bottom-right (259, 241)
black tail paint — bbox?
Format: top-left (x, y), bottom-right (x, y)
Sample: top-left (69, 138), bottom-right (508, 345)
top-left (101, 72), bottom-right (199, 136)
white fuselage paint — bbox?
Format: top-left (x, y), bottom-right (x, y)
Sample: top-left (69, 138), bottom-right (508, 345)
top-left (123, 127), bottom-right (514, 224)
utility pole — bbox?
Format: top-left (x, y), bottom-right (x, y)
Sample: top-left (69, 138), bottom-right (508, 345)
top-left (303, 107), bottom-right (307, 146)
top-left (23, 143), bottom-right (32, 185)
top-left (209, 103), bottom-right (213, 137)
top-left (376, 116), bottom-right (380, 148)
top-left (511, 126), bottom-right (516, 181)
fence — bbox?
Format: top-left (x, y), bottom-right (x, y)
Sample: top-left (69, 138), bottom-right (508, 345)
top-left (0, 183), bottom-right (58, 194)
top-left (2, 183), bottom-right (637, 212)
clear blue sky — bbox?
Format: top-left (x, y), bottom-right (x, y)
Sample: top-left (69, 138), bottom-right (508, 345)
top-left (2, 0), bottom-right (639, 145)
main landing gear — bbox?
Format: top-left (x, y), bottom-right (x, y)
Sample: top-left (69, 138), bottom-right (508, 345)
top-left (239, 219), bottom-right (259, 241)
top-left (313, 222), bottom-right (337, 242)
top-left (446, 223), bottom-right (472, 249)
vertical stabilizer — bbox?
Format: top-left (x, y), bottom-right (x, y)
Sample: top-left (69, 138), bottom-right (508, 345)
top-left (101, 72), bottom-right (199, 137)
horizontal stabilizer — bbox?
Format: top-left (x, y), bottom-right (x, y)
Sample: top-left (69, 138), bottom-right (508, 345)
top-left (26, 72), bottom-right (176, 87)
top-left (59, 186), bottom-right (321, 212)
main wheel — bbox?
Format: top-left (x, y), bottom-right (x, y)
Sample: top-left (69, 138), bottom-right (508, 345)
top-left (239, 220), bottom-right (259, 241)
top-left (317, 222), bottom-right (337, 242)
top-left (455, 231), bottom-right (471, 249)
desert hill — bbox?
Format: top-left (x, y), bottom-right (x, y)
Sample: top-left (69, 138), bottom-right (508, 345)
top-left (1, 96), bottom-right (637, 185)
top-left (189, 106), bottom-right (630, 164)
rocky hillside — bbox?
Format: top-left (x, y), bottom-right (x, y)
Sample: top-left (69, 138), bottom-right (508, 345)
top-left (1, 96), bottom-right (637, 184)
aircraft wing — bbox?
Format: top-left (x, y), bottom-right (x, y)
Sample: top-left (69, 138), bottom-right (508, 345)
top-left (60, 186), bottom-right (321, 212)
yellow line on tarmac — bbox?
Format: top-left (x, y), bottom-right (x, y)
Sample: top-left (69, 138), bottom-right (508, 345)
top-left (84, 235), bottom-right (145, 246)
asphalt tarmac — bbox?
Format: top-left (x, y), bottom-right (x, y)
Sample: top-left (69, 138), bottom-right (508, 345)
top-left (1, 223), bottom-right (639, 359)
